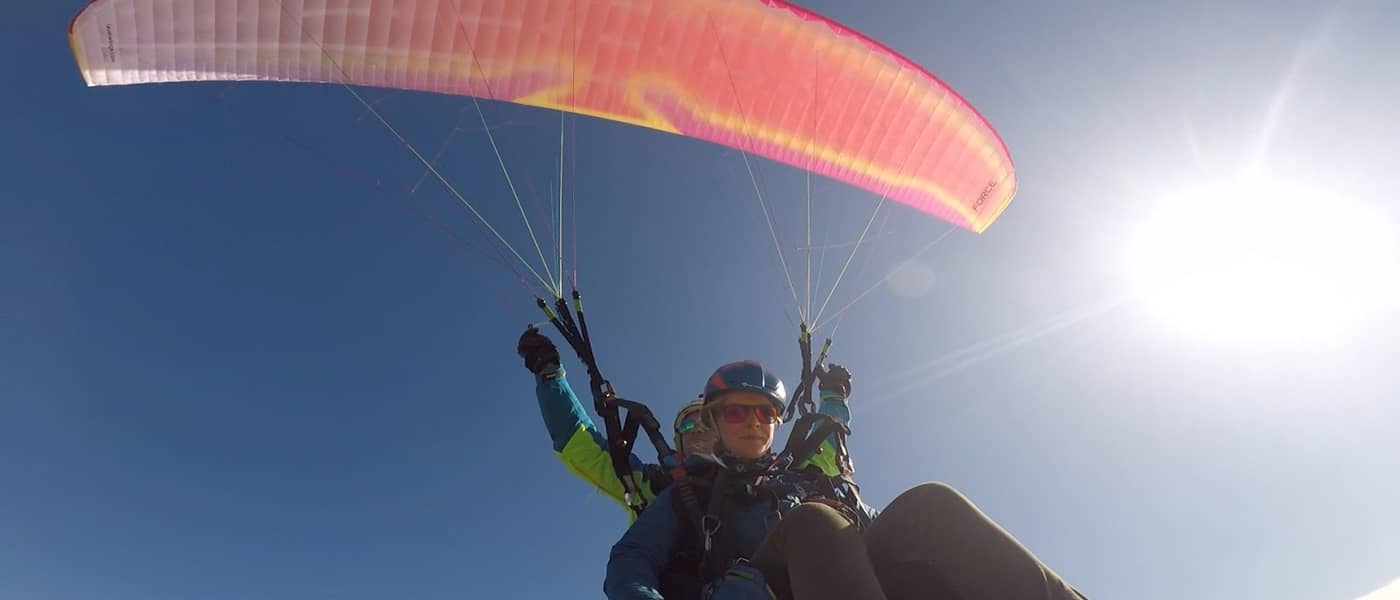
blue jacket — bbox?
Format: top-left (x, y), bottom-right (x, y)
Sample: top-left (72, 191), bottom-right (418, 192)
top-left (602, 416), bottom-right (873, 599)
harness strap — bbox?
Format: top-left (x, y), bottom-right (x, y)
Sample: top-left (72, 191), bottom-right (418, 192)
top-left (699, 468), bottom-right (735, 582)
top-left (537, 290), bottom-right (685, 516)
top-left (766, 412), bottom-right (849, 476)
top-left (784, 324), bottom-right (833, 421)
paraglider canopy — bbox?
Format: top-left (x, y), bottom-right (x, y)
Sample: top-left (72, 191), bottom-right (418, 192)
top-left (68, 0), bottom-right (1016, 233)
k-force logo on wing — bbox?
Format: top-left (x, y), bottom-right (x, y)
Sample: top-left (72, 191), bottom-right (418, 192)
top-left (100, 24), bottom-right (117, 63)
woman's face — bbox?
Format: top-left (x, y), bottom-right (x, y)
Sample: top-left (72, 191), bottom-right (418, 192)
top-left (710, 391), bottom-right (779, 459)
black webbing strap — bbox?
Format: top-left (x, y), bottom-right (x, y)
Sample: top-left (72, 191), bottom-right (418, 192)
top-left (536, 290), bottom-right (691, 517)
top-left (765, 412), bottom-right (849, 475)
top-left (784, 324), bottom-right (832, 421)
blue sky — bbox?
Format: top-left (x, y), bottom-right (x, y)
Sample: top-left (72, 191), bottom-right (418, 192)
top-left (4, 1), bottom-right (1399, 598)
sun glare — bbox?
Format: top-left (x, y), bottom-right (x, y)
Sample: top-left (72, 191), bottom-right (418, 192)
top-left (1127, 178), bottom-right (1397, 342)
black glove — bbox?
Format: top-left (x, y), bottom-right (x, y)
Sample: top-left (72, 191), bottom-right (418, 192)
top-left (816, 362), bottom-right (852, 398)
top-left (516, 326), bottom-right (561, 375)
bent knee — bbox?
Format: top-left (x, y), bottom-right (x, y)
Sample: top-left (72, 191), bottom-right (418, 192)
top-left (886, 482), bottom-right (973, 515)
top-left (785, 501), bottom-right (849, 526)
top-left (774, 501), bottom-right (859, 540)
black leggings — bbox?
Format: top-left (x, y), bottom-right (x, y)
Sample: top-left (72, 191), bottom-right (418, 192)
top-left (750, 482), bottom-right (1087, 600)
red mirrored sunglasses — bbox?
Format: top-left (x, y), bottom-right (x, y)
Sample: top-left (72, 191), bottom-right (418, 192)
top-left (716, 404), bottom-right (781, 424)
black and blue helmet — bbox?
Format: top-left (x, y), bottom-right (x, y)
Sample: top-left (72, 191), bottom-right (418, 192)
top-left (703, 360), bottom-right (786, 412)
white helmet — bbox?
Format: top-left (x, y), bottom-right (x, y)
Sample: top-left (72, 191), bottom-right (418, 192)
top-left (672, 395), bottom-right (714, 455)
top-left (674, 396), bottom-right (708, 433)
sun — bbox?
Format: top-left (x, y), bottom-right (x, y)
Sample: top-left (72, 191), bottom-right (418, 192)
top-left (1126, 178), bottom-right (1397, 342)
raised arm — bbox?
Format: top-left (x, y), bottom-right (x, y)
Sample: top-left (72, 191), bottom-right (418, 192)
top-left (796, 363), bottom-right (854, 477)
top-left (518, 328), bottom-right (658, 519)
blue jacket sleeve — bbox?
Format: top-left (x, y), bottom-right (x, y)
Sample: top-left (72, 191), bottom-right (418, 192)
top-left (793, 390), bottom-right (854, 477)
top-left (604, 487), bottom-right (682, 599)
top-left (534, 368), bottom-right (600, 452)
top-left (817, 390), bottom-right (851, 428)
top-left (534, 368), bottom-right (660, 516)
top-left (817, 391), bottom-right (878, 521)
top-left (796, 391), bottom-right (878, 521)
